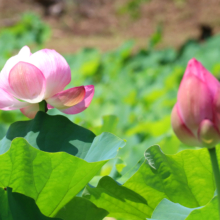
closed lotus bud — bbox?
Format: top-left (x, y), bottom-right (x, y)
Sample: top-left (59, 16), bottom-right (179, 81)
top-left (171, 58), bottom-right (220, 148)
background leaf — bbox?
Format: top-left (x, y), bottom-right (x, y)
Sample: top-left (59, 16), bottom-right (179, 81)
top-left (84, 132), bottom-right (126, 162)
top-left (92, 115), bottom-right (119, 135)
top-left (0, 113), bottom-right (126, 164)
top-left (0, 112), bottom-right (95, 157)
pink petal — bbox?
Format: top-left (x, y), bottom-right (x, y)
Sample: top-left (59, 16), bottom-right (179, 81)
top-left (213, 86), bottom-right (220, 131)
top-left (20, 104), bottom-right (39, 119)
top-left (0, 88), bottom-right (30, 110)
top-left (29, 49), bottom-right (71, 98)
top-left (60, 85), bottom-right (94, 114)
top-left (184, 58), bottom-right (219, 96)
top-left (198, 119), bottom-right (220, 148)
top-left (46, 86), bottom-right (86, 109)
top-left (178, 74), bottom-right (213, 135)
top-left (171, 104), bottom-right (200, 147)
top-left (9, 62), bottom-right (46, 103)
top-left (0, 46), bottom-right (32, 94)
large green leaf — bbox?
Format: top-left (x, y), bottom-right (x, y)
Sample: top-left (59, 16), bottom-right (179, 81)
top-left (0, 112), bottom-right (95, 156)
top-left (85, 145), bottom-right (217, 218)
top-left (124, 145), bottom-right (215, 209)
top-left (83, 176), bottom-right (153, 220)
top-left (0, 138), bottom-right (120, 217)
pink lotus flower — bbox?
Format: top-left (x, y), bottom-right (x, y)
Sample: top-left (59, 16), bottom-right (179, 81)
top-left (0, 46), bottom-right (94, 119)
top-left (171, 58), bottom-right (220, 148)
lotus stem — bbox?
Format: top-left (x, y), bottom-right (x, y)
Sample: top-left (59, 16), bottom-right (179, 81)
top-left (39, 100), bottom-right (47, 112)
top-left (208, 147), bottom-right (220, 219)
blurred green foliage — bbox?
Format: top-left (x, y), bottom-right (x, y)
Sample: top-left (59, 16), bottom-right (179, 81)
top-left (62, 34), bottom-right (220, 177)
top-left (0, 13), bottom-right (50, 66)
top-left (118, 0), bottom-right (151, 19)
top-left (118, 0), bottom-right (186, 19)
top-left (0, 13), bottom-right (220, 178)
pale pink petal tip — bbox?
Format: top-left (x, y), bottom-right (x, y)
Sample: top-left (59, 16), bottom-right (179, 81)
top-left (18, 46), bottom-right (32, 57)
top-left (185, 58), bottom-right (204, 79)
top-left (20, 104), bottom-right (39, 119)
top-left (9, 61), bottom-right (46, 103)
top-left (185, 58), bottom-right (219, 95)
top-left (46, 86), bottom-right (86, 109)
top-left (60, 85), bottom-right (94, 115)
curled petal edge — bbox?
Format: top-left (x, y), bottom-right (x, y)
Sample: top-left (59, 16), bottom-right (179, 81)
top-left (59, 85), bottom-right (94, 115)
top-left (46, 86), bottom-right (86, 109)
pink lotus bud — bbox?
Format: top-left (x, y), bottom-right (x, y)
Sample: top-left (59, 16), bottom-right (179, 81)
top-left (0, 46), bottom-right (94, 118)
top-left (171, 58), bottom-right (220, 148)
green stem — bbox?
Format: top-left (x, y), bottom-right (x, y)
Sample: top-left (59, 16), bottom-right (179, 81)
top-left (208, 147), bottom-right (220, 219)
top-left (39, 100), bottom-right (46, 112)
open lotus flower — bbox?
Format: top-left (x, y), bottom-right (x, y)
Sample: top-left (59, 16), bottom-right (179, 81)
top-left (171, 58), bottom-right (220, 148)
top-left (0, 46), bottom-right (94, 119)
